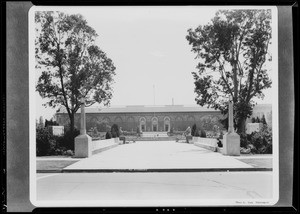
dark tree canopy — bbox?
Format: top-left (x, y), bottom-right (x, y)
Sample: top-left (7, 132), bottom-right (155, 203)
top-left (35, 11), bottom-right (116, 133)
top-left (186, 9), bottom-right (272, 133)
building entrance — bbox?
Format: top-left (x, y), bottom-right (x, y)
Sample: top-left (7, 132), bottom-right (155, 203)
top-left (152, 117), bottom-right (158, 132)
top-left (165, 124), bottom-right (169, 132)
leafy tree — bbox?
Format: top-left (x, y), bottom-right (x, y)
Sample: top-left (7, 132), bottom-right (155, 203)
top-left (251, 117), bottom-right (256, 123)
top-left (186, 10), bottom-right (272, 134)
top-left (261, 114), bottom-right (267, 125)
top-left (45, 119), bottom-right (59, 127)
top-left (35, 11), bottom-right (116, 135)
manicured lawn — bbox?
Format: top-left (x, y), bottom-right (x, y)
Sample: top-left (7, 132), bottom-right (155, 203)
top-left (237, 158), bottom-right (273, 168)
top-left (37, 160), bottom-right (79, 171)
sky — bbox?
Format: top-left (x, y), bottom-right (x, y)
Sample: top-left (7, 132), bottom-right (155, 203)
top-left (33, 6), bottom-right (276, 120)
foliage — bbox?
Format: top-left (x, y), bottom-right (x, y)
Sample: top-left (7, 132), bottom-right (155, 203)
top-left (199, 129), bottom-right (207, 138)
top-left (194, 128), bottom-right (200, 137)
top-left (186, 9), bottom-right (272, 134)
top-left (136, 126), bottom-right (140, 134)
top-left (169, 127), bottom-right (174, 134)
top-left (36, 126), bottom-right (79, 156)
top-left (105, 131), bottom-right (112, 139)
top-left (219, 132), bottom-right (223, 139)
top-left (35, 11), bottom-right (116, 135)
top-left (66, 150), bottom-right (74, 156)
top-left (45, 119), bottom-right (59, 127)
top-left (111, 124), bottom-right (120, 138)
top-left (240, 124), bottom-right (272, 154)
top-left (191, 124), bottom-right (197, 136)
top-left (250, 115), bottom-right (267, 124)
top-left (256, 116), bottom-right (261, 123)
top-left (57, 127), bottom-right (80, 150)
top-left (88, 127), bottom-right (100, 138)
top-left (121, 130), bottom-right (137, 136)
top-left (261, 114), bottom-right (267, 124)
top-left (36, 127), bottom-right (56, 156)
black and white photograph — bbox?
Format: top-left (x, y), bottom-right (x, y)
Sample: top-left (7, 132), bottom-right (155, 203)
top-left (28, 6), bottom-right (279, 207)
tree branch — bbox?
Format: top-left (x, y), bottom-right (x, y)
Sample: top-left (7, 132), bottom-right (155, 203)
top-left (217, 59), bottom-right (234, 98)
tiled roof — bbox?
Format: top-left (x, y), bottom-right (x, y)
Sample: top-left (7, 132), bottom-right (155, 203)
top-left (56, 105), bottom-right (220, 114)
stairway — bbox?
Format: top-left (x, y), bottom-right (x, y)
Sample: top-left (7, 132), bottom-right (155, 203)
top-left (141, 132), bottom-right (168, 138)
top-left (125, 135), bottom-right (186, 142)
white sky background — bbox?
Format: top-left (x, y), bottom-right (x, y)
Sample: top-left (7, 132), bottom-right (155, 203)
top-left (34, 6), bottom-right (275, 120)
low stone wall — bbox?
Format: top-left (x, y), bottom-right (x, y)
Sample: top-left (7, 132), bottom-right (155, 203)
top-left (193, 137), bottom-right (218, 152)
top-left (91, 138), bottom-right (120, 155)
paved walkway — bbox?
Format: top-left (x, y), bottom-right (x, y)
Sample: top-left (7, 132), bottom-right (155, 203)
top-left (63, 141), bottom-right (253, 172)
top-left (36, 171), bottom-right (274, 204)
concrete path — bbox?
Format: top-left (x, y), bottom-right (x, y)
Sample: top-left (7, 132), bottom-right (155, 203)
top-left (63, 141), bottom-right (253, 171)
top-left (35, 171), bottom-right (273, 205)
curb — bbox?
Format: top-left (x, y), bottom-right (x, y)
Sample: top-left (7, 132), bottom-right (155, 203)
top-left (37, 169), bottom-right (62, 173)
top-left (60, 168), bottom-right (272, 173)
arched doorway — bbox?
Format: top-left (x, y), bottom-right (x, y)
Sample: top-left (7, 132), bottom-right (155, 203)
top-left (139, 117), bottom-right (146, 132)
top-left (164, 117), bottom-right (170, 132)
top-left (152, 117), bottom-right (158, 131)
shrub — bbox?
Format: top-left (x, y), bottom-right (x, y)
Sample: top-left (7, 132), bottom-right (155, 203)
top-left (36, 127), bottom-right (56, 156)
top-left (57, 128), bottom-right (80, 151)
top-left (240, 133), bottom-right (249, 148)
top-left (240, 124), bottom-right (272, 154)
top-left (256, 116), bottom-right (260, 123)
top-left (261, 114), bottom-right (267, 125)
top-left (45, 119), bottom-right (59, 127)
top-left (170, 127), bottom-right (174, 134)
top-left (199, 129), bottom-right (206, 138)
top-left (251, 125), bottom-right (272, 154)
top-left (194, 128), bottom-right (200, 137)
top-left (191, 124), bottom-right (197, 136)
top-left (105, 131), bottom-right (112, 139)
top-left (36, 125), bottom-right (79, 156)
top-left (111, 124), bottom-right (120, 138)
top-left (88, 127), bottom-right (100, 139)
top-left (66, 150), bottom-right (74, 156)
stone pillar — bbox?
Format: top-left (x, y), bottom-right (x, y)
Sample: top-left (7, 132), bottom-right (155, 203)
top-left (75, 98), bottom-right (92, 158)
top-left (80, 98), bottom-right (86, 135)
top-left (222, 96), bottom-right (240, 156)
top-left (228, 99), bottom-right (234, 134)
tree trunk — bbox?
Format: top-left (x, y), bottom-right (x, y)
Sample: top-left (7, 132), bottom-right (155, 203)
top-left (69, 113), bottom-right (75, 135)
top-left (237, 116), bottom-right (247, 135)
top-left (233, 61), bottom-right (238, 102)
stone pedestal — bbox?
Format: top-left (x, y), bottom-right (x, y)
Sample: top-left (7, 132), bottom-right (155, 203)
top-left (74, 134), bottom-right (92, 158)
top-left (222, 132), bottom-right (240, 156)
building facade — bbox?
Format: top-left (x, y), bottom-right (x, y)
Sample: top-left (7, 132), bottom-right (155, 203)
top-left (55, 104), bottom-right (272, 133)
top-left (55, 105), bottom-right (224, 132)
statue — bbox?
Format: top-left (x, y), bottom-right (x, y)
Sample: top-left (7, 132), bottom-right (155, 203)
top-left (183, 126), bottom-right (192, 143)
top-left (184, 126), bottom-right (191, 136)
top-left (119, 126), bottom-right (124, 136)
